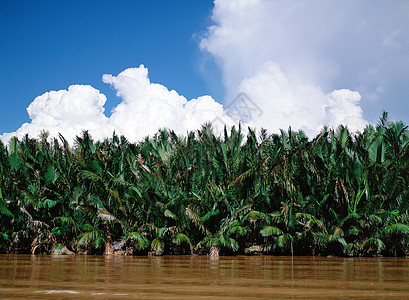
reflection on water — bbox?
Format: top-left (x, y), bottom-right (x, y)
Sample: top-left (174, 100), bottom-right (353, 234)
top-left (1, 255), bottom-right (409, 299)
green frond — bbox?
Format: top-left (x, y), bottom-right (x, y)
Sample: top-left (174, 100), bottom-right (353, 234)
top-left (151, 238), bottom-right (164, 253)
top-left (261, 226), bottom-right (283, 237)
top-left (40, 199), bottom-right (57, 209)
top-left (312, 232), bottom-right (328, 245)
top-left (197, 236), bottom-right (210, 249)
top-left (228, 225), bottom-right (247, 236)
top-left (226, 238), bottom-right (239, 252)
top-left (348, 226), bottom-right (360, 236)
top-left (0, 201), bottom-right (14, 218)
top-left (340, 213), bottom-right (361, 226)
top-left (97, 208), bottom-right (117, 222)
top-left (45, 166), bottom-right (59, 184)
top-left (186, 205), bottom-right (201, 226)
top-left (78, 170), bottom-right (102, 183)
top-left (383, 223), bottom-right (409, 236)
top-left (0, 232), bottom-right (8, 240)
top-left (81, 223), bottom-right (97, 232)
top-left (157, 227), bottom-right (168, 238)
top-left (246, 210), bottom-right (267, 223)
top-left (52, 216), bottom-right (75, 225)
top-left (125, 232), bottom-right (150, 250)
top-left (295, 212), bottom-right (315, 221)
top-left (200, 209), bottom-right (220, 225)
top-left (269, 212), bottom-right (283, 225)
top-left (173, 233), bottom-right (190, 246)
top-left (164, 209), bottom-right (178, 220)
top-left (365, 237), bottom-right (385, 252)
top-left (275, 233), bottom-right (293, 248)
top-left (332, 227), bottom-right (344, 239)
top-left (335, 237), bottom-right (347, 248)
top-left (77, 229), bottom-right (104, 248)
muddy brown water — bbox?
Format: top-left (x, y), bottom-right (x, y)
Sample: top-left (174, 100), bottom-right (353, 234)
top-left (1, 255), bottom-right (409, 299)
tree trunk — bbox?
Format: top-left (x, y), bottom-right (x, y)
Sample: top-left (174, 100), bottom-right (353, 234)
top-left (105, 236), bottom-right (113, 255)
top-left (209, 245), bottom-right (220, 258)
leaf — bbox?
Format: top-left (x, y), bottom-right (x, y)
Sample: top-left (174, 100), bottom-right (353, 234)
top-left (157, 227), bottom-right (167, 238)
top-left (365, 237), bottom-right (385, 252)
top-left (151, 238), bottom-right (164, 253)
top-left (78, 170), bottom-right (102, 183)
top-left (81, 223), bottom-right (96, 232)
top-left (384, 223), bottom-right (409, 235)
top-left (51, 227), bottom-right (62, 237)
top-left (52, 216), bottom-right (75, 226)
top-left (340, 213), bottom-right (361, 226)
top-left (335, 237), bottom-right (347, 248)
top-left (0, 232), bottom-right (8, 240)
top-left (352, 189), bottom-right (366, 214)
top-left (130, 186), bottom-right (142, 198)
top-left (125, 232), bottom-right (150, 250)
top-left (275, 234), bottom-right (287, 248)
top-left (0, 201), bottom-right (14, 218)
top-left (97, 208), bottom-right (117, 222)
top-left (173, 233), bottom-right (190, 246)
top-left (45, 166), bottom-right (59, 184)
top-left (43, 199), bottom-right (57, 209)
top-left (228, 225), bottom-right (247, 237)
top-left (164, 209), bottom-right (178, 220)
top-left (348, 226), bottom-right (360, 236)
top-left (227, 238), bottom-right (239, 252)
top-left (78, 229), bottom-right (104, 248)
top-left (200, 209), bottom-right (220, 225)
top-left (368, 214), bottom-right (382, 225)
top-left (261, 226), bottom-right (283, 237)
top-left (310, 232), bottom-right (327, 245)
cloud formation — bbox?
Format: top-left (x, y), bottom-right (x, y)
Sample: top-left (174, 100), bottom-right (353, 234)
top-left (200, 0), bottom-right (409, 133)
top-left (0, 66), bottom-right (235, 144)
top-left (1, 85), bottom-right (113, 143)
top-left (2, 1), bottom-right (408, 143)
top-left (240, 61), bottom-right (366, 136)
top-left (103, 66), bottom-right (236, 141)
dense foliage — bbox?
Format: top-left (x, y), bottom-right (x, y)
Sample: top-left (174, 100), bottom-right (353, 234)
top-left (0, 113), bottom-right (408, 257)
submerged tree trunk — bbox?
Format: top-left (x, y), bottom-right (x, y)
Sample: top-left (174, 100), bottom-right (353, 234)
top-left (52, 245), bottom-right (75, 255)
top-left (105, 236), bottom-right (113, 255)
top-left (209, 245), bottom-right (220, 258)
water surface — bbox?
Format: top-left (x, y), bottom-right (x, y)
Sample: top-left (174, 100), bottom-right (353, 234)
top-left (1, 255), bottom-right (409, 299)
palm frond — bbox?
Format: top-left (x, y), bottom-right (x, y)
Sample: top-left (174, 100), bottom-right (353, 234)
top-left (173, 233), bottom-right (190, 246)
top-left (261, 226), bottom-right (283, 237)
top-left (124, 232), bottom-right (150, 250)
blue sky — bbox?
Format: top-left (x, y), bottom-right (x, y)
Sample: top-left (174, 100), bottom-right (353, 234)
top-left (0, 1), bottom-right (220, 133)
top-left (1, 1), bottom-right (408, 143)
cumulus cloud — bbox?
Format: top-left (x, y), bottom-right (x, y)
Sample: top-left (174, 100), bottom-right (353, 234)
top-left (103, 65), bottom-right (236, 141)
top-left (0, 65), bottom-right (235, 144)
top-left (2, 1), bottom-right (407, 143)
top-left (240, 61), bottom-right (366, 136)
top-left (201, 0), bottom-right (409, 133)
top-left (1, 85), bottom-right (113, 143)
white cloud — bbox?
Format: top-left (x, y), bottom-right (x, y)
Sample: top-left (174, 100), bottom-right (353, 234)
top-left (1, 85), bottom-right (113, 143)
top-left (2, 1), bottom-right (407, 143)
top-left (103, 65), bottom-right (236, 141)
top-left (240, 61), bottom-right (366, 136)
top-left (0, 65), bottom-right (236, 144)
top-left (201, 0), bottom-right (409, 133)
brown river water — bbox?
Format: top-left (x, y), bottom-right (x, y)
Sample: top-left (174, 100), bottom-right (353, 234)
top-left (1, 255), bottom-right (409, 299)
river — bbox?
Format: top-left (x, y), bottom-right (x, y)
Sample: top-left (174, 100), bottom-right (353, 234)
top-left (1, 255), bottom-right (409, 299)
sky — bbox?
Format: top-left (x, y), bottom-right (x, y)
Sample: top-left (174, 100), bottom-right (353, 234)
top-left (1, 0), bottom-right (408, 143)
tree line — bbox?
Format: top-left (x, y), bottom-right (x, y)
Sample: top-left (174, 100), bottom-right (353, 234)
top-left (0, 112), bottom-right (408, 257)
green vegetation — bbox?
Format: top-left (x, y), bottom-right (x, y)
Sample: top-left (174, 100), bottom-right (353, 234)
top-left (0, 112), bottom-right (408, 257)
